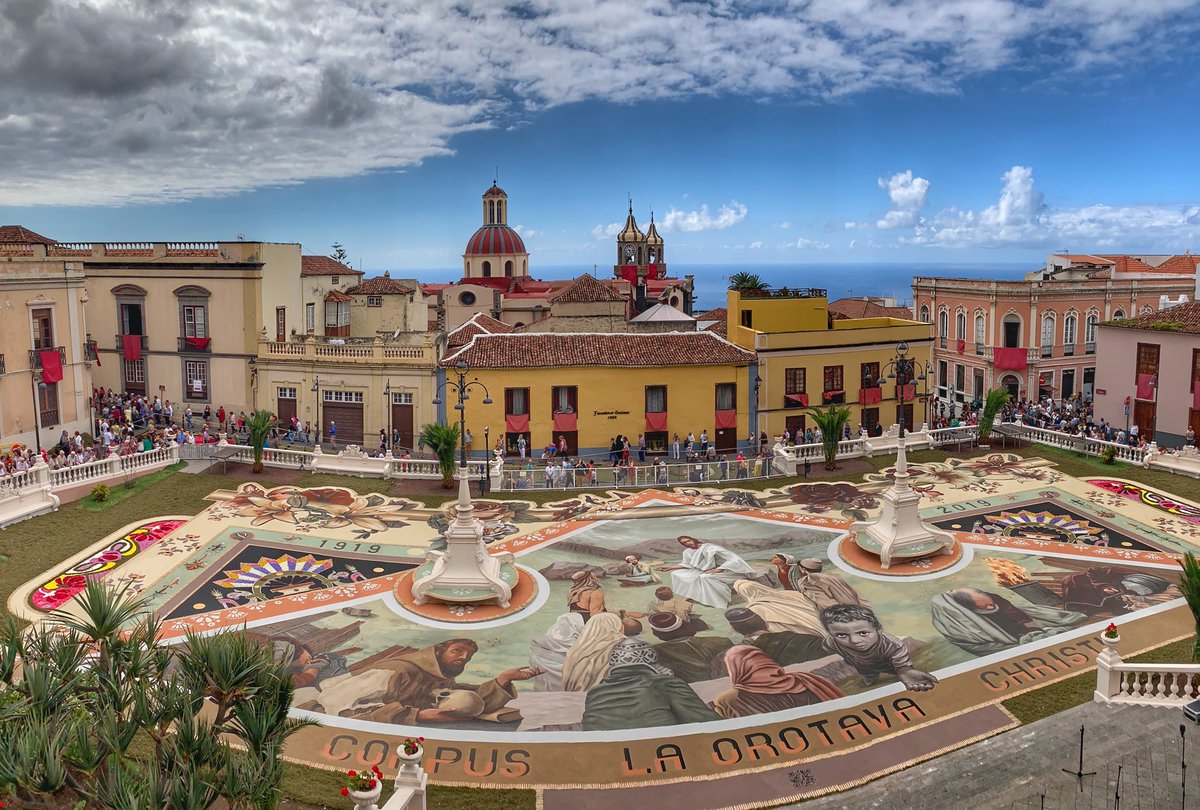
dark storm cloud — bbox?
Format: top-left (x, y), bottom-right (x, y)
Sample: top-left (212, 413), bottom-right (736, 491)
top-left (303, 67), bottom-right (378, 128)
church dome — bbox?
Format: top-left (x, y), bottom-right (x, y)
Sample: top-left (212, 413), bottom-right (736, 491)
top-left (645, 214), bottom-right (663, 246)
top-left (464, 224), bottom-right (526, 256)
top-left (483, 183), bottom-right (507, 198)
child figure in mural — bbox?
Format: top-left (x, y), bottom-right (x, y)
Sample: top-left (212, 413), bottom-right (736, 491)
top-left (820, 604), bottom-right (938, 692)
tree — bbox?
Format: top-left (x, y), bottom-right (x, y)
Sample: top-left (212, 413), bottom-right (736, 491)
top-left (247, 409), bottom-right (277, 473)
top-left (1179, 552), bottom-right (1200, 662)
top-left (330, 242), bottom-right (349, 264)
top-left (418, 422), bottom-right (461, 488)
top-left (976, 388), bottom-right (1011, 444)
top-left (728, 272), bottom-right (769, 292)
top-left (804, 405), bottom-right (852, 470)
top-left (0, 579), bottom-right (314, 808)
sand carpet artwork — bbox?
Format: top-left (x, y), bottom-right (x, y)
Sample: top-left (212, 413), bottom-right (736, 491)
top-left (9, 457), bottom-right (1196, 809)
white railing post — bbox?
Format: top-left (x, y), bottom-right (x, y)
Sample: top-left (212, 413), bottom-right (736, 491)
top-left (1093, 639), bottom-right (1123, 703)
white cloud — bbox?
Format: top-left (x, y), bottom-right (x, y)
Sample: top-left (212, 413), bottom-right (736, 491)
top-left (776, 221), bottom-right (793, 230)
top-left (591, 222), bottom-right (622, 240)
top-left (749, 240), bottom-right (764, 249)
top-left (1, 1), bottom-right (1196, 205)
top-left (513, 224), bottom-right (542, 238)
top-left (902, 165), bottom-right (1200, 247)
top-left (787, 237), bottom-right (831, 250)
top-left (876, 170), bottom-right (931, 229)
top-left (661, 201), bottom-right (748, 232)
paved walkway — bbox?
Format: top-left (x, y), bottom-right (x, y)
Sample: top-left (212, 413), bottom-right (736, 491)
top-left (793, 702), bottom-right (1198, 809)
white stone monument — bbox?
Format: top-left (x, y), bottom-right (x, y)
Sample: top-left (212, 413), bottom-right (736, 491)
top-left (411, 465), bottom-right (516, 607)
top-left (852, 431), bottom-right (956, 569)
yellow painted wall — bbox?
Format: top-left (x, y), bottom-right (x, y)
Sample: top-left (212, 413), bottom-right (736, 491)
top-left (461, 363), bottom-right (752, 454)
top-left (727, 289), bottom-right (827, 334)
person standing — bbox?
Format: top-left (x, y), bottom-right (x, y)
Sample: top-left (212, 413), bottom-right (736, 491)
top-left (517, 434), bottom-right (527, 458)
top-left (672, 433), bottom-right (681, 459)
top-left (329, 420), bottom-right (337, 448)
top-left (637, 433), bottom-right (647, 462)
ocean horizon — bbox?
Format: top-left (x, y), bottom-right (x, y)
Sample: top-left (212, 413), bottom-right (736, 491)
top-left (382, 261), bottom-right (1034, 312)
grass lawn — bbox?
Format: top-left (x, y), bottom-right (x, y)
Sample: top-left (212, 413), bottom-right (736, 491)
top-left (0, 442), bottom-right (1196, 808)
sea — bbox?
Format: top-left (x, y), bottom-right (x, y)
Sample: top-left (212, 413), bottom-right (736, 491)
top-left (389, 262), bottom-right (1033, 312)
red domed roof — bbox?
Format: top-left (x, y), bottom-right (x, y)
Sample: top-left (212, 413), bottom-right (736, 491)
top-left (464, 225), bottom-right (526, 256)
top-left (483, 183), bottom-right (507, 197)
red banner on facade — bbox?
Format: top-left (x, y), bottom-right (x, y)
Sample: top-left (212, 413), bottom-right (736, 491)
top-left (956, 339), bottom-right (966, 354)
top-left (785, 393), bottom-right (809, 407)
top-left (184, 337), bottom-right (211, 351)
top-left (858, 387), bottom-right (882, 405)
top-left (122, 334), bottom-right (143, 361)
top-left (504, 414), bottom-right (529, 433)
top-left (901, 383), bottom-right (917, 401)
top-left (39, 350), bottom-right (63, 384)
top-left (1136, 373), bottom-right (1155, 400)
top-left (714, 409), bottom-right (737, 429)
top-left (645, 411), bottom-right (669, 432)
top-left (647, 263), bottom-right (659, 279)
top-left (552, 411), bottom-right (577, 432)
top-left (992, 347), bottom-right (1026, 370)
top-left (620, 265), bottom-right (638, 284)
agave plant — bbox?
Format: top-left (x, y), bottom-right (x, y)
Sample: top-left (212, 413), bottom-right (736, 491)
top-left (419, 422), bottom-right (461, 488)
top-left (1180, 552), bottom-right (1200, 663)
top-left (804, 405), bottom-right (852, 470)
top-left (246, 409), bottom-right (278, 473)
top-left (976, 387), bottom-right (1010, 444)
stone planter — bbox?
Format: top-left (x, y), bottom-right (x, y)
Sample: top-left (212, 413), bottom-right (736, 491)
top-left (1101, 633), bottom-right (1120, 648)
top-left (397, 744), bottom-right (424, 778)
top-left (347, 782), bottom-right (382, 810)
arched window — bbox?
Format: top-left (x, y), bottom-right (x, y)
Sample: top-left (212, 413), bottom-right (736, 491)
top-left (1140, 305), bottom-right (1153, 315)
top-left (919, 304), bottom-right (930, 323)
top-left (504, 260), bottom-right (513, 277)
top-left (955, 312), bottom-right (967, 341)
top-left (482, 260), bottom-right (492, 278)
top-left (1064, 315), bottom-right (1077, 350)
top-left (973, 314), bottom-right (985, 351)
top-left (938, 309), bottom-right (948, 348)
top-left (1085, 314), bottom-right (1098, 352)
top-left (1113, 308), bottom-right (1126, 319)
top-left (1041, 314), bottom-right (1055, 357)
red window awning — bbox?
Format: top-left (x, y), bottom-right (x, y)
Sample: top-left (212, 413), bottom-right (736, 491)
top-left (785, 393), bottom-right (809, 406)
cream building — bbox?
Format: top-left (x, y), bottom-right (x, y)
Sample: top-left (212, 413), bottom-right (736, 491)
top-left (0, 227), bottom-right (94, 451)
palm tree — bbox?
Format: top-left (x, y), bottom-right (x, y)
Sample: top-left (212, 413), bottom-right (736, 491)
top-left (419, 422), bottom-right (461, 488)
top-left (1179, 552), bottom-right (1200, 662)
top-left (728, 272), bottom-right (769, 292)
top-left (804, 405), bottom-right (852, 470)
top-left (246, 409), bottom-right (277, 473)
top-left (976, 388), bottom-right (1011, 445)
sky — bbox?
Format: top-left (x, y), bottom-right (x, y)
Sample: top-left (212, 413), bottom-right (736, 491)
top-left (2, 0), bottom-right (1199, 275)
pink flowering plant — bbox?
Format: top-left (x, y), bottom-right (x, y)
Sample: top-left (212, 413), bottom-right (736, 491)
top-left (401, 736), bottom-right (424, 755)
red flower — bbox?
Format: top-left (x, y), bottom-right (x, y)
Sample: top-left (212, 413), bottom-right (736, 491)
top-left (418, 736), bottom-right (424, 741)
top-left (302, 487), bottom-right (355, 506)
top-left (348, 770), bottom-right (357, 776)
top-left (369, 779), bottom-right (378, 788)
top-left (340, 787), bottom-right (349, 796)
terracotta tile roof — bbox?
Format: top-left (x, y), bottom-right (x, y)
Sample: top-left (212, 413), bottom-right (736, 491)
top-left (447, 312), bottom-right (514, 346)
top-left (301, 255), bottom-right (363, 277)
top-left (828, 298), bottom-right (914, 320)
top-left (0, 225), bottom-right (55, 244)
top-left (1135, 255), bottom-right (1200, 275)
top-left (697, 307), bottom-right (728, 336)
top-left (324, 290), bottom-right (353, 302)
top-left (1104, 301), bottom-right (1200, 334)
top-left (346, 272), bottom-right (413, 295)
top-left (549, 273), bottom-right (625, 303)
top-left (441, 331), bottom-right (755, 369)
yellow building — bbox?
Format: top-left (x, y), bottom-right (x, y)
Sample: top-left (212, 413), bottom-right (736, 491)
top-left (438, 330), bottom-right (755, 457)
top-left (0, 227), bottom-right (94, 450)
top-left (726, 288), bottom-right (934, 439)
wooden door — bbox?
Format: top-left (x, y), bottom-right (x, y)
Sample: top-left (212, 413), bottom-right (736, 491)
top-left (323, 403), bottom-right (363, 446)
top-left (391, 402), bottom-right (414, 451)
top-left (277, 394), bottom-right (297, 428)
top-left (1133, 400), bottom-right (1156, 440)
top-left (715, 428), bottom-right (736, 452)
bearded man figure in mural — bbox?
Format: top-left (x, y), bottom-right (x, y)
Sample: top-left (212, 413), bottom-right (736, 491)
top-left (659, 535), bottom-right (757, 609)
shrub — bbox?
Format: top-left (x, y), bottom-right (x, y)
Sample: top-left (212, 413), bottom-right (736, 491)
top-left (1101, 446), bottom-right (1117, 464)
top-left (90, 483), bottom-right (110, 502)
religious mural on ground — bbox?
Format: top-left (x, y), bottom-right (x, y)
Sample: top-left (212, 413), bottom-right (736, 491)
top-left (9, 467), bottom-right (1194, 804)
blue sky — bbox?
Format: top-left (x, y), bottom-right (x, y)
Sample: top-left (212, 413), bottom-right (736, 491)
top-left (2, 1), bottom-right (1199, 274)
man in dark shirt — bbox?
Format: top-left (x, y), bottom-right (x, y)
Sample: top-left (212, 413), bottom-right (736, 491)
top-left (724, 607), bottom-right (826, 666)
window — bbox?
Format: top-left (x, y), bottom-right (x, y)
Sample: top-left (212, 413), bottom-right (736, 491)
top-left (324, 390), bottom-right (364, 403)
top-left (278, 387), bottom-right (297, 399)
top-left (459, 291), bottom-right (476, 306)
top-left (38, 381), bottom-right (58, 427)
top-left (392, 392), bottom-right (414, 405)
top-left (367, 295), bottom-right (383, 307)
top-left (183, 304), bottom-right (208, 338)
top-left (715, 383), bottom-right (736, 410)
top-left (860, 361), bottom-right (880, 388)
top-left (919, 304), bottom-right (930, 323)
top-left (938, 309), bottom-right (948, 348)
top-left (305, 303), bottom-right (315, 334)
top-left (123, 359), bottom-right (145, 384)
top-left (645, 385), bottom-right (667, 413)
top-left (32, 308), bottom-right (53, 349)
top-left (785, 367), bottom-right (806, 394)
top-left (974, 314), bottom-right (985, 353)
top-left (275, 307), bottom-right (286, 342)
top-left (504, 387), bottom-right (529, 415)
top-left (1063, 315), bottom-right (1077, 355)
top-left (119, 302), bottom-right (144, 336)
top-left (955, 363), bottom-right (965, 392)
top-left (482, 261), bottom-right (492, 278)
top-left (823, 365), bottom-right (844, 392)
top-left (1041, 314), bottom-right (1055, 357)
top-left (955, 312), bottom-right (966, 341)
top-left (504, 260), bottom-right (513, 277)
top-left (740, 309), bottom-right (753, 328)
top-left (1136, 343), bottom-right (1160, 379)
top-left (184, 359), bottom-right (209, 400)
top-left (330, 276), bottom-right (339, 285)
top-left (1085, 314), bottom-right (1098, 352)
top-left (938, 360), bottom-right (947, 389)
top-left (1113, 308), bottom-right (1126, 319)
top-left (552, 386), bottom-right (577, 413)
top-left (324, 300), bottom-right (350, 336)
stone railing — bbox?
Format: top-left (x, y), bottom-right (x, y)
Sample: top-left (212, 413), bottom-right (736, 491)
top-left (258, 339), bottom-right (435, 365)
top-left (498, 458), bottom-right (776, 491)
top-left (770, 425), bottom-right (982, 474)
top-left (1094, 638), bottom-right (1200, 707)
top-left (201, 442), bottom-right (491, 481)
top-left (1017, 424), bottom-right (1147, 463)
top-left (342, 746), bottom-right (427, 810)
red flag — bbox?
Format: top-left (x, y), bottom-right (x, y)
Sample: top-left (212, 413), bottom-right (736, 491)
top-left (122, 334), bottom-right (143, 361)
top-left (39, 350), bottom-right (63, 383)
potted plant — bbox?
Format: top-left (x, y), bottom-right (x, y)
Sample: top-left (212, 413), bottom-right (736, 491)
top-left (976, 387), bottom-right (1010, 450)
top-left (398, 735), bottom-right (425, 769)
top-left (340, 765), bottom-right (384, 808)
top-left (1101, 622), bottom-right (1120, 646)
top-left (418, 422), bottom-right (461, 488)
top-left (246, 409), bottom-right (277, 473)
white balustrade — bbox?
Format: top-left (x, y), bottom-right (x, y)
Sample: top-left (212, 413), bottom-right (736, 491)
top-left (1094, 641), bottom-right (1200, 707)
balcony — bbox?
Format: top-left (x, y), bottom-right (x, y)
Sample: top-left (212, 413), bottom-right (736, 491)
top-left (116, 334), bottom-right (148, 356)
top-left (975, 341), bottom-right (984, 355)
top-left (83, 340), bottom-right (98, 362)
top-left (783, 393), bottom-right (809, 408)
top-left (1041, 344), bottom-right (1053, 358)
top-left (257, 338), bottom-right (436, 366)
top-left (178, 337), bottom-right (212, 353)
top-left (939, 336), bottom-right (947, 349)
top-left (40, 408), bottom-right (59, 428)
top-left (1064, 343), bottom-right (1075, 356)
top-left (822, 390), bottom-right (846, 405)
top-left (28, 346), bottom-right (66, 369)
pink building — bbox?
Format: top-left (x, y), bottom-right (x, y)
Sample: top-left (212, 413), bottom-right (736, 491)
top-left (1094, 297), bottom-right (1200, 445)
top-left (912, 253), bottom-right (1198, 410)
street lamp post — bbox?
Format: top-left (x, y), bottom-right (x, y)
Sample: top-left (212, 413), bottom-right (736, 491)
top-left (385, 379), bottom-right (393, 455)
top-left (29, 369), bottom-right (45, 455)
top-left (481, 425), bottom-right (491, 495)
top-left (311, 377), bottom-right (323, 446)
top-left (432, 360), bottom-right (493, 471)
top-left (874, 342), bottom-right (926, 440)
